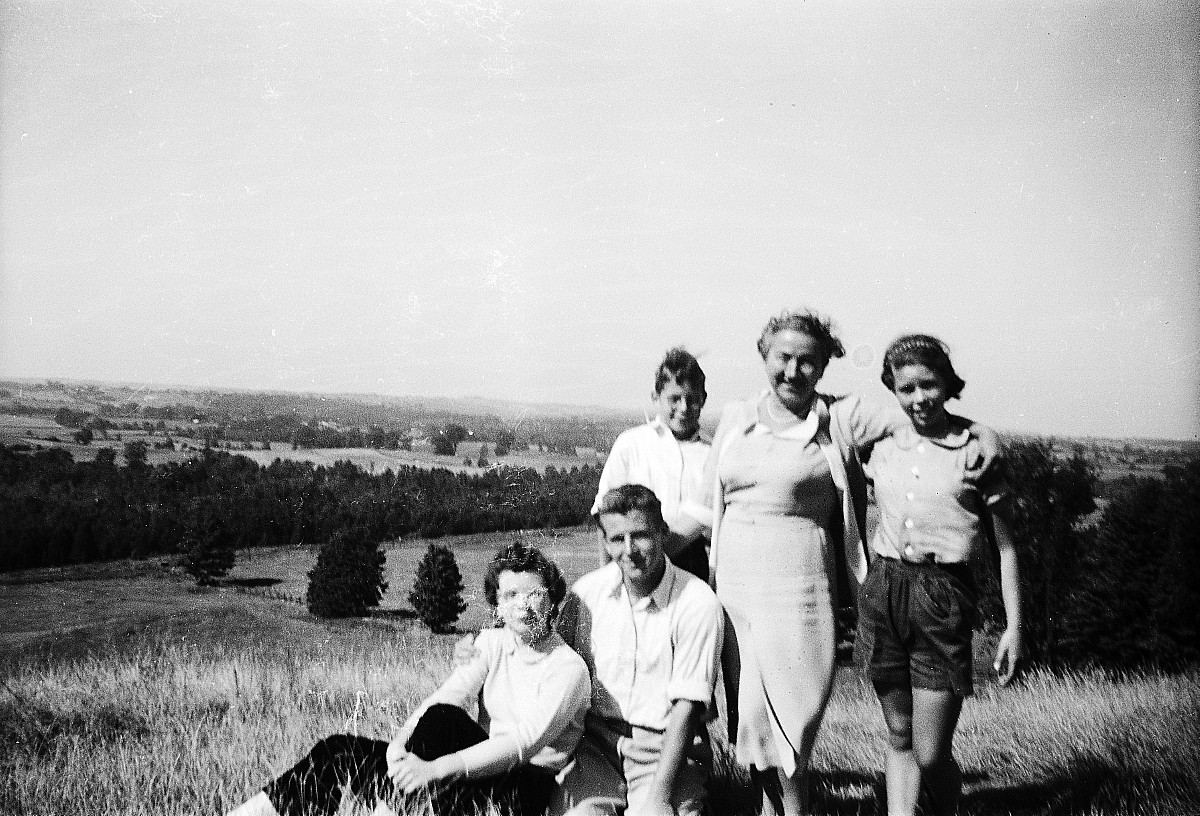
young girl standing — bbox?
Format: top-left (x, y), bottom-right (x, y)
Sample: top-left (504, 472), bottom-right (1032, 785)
top-left (857, 335), bottom-right (1023, 816)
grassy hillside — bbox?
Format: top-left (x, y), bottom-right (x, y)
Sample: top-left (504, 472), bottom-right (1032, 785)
top-left (3, 538), bottom-right (1199, 815)
top-left (2, 628), bottom-right (1196, 815)
top-left (0, 527), bottom-right (599, 663)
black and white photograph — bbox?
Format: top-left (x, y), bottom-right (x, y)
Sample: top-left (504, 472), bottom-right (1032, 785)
top-left (1, 2), bottom-right (1197, 814)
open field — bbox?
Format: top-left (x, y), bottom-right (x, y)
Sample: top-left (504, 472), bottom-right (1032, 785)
top-left (3, 533), bottom-right (1199, 815)
top-left (0, 413), bottom-right (604, 475)
top-left (2, 623), bottom-right (1197, 815)
top-left (0, 414), bottom-right (199, 467)
top-left (0, 527), bottom-right (599, 656)
top-left (231, 442), bottom-right (603, 477)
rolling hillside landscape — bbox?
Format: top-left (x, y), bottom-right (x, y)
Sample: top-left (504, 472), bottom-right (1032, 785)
top-left (1, 379), bottom-right (1198, 815)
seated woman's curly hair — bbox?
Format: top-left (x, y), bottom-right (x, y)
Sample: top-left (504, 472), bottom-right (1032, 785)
top-left (483, 541), bottom-right (568, 616)
top-left (757, 308), bottom-right (846, 364)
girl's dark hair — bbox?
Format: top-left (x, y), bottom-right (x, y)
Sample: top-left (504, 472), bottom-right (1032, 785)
top-left (483, 541), bottom-right (567, 612)
top-left (880, 334), bottom-right (966, 399)
top-left (653, 347), bottom-right (706, 397)
top-left (757, 309), bottom-right (845, 363)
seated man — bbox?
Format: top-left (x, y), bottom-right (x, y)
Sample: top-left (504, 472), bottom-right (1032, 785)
top-left (553, 484), bottom-right (724, 816)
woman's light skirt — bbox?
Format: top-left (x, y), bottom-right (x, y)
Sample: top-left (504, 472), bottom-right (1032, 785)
top-left (715, 512), bottom-right (836, 777)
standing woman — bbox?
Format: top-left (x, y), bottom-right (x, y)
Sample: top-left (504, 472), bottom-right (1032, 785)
top-left (592, 347), bottom-right (711, 581)
top-left (225, 543), bottom-right (590, 816)
top-left (857, 335), bottom-right (1022, 816)
top-left (706, 310), bottom-right (998, 816)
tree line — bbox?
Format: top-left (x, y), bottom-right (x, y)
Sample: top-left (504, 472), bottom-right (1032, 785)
top-left (972, 439), bottom-right (1198, 672)
top-left (1, 438), bottom-right (1195, 671)
top-left (0, 445), bottom-right (599, 574)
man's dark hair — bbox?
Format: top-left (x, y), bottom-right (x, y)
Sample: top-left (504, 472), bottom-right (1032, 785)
top-left (594, 483), bottom-right (668, 535)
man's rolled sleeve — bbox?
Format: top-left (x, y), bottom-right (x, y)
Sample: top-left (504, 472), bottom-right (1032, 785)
top-left (666, 585), bottom-right (723, 708)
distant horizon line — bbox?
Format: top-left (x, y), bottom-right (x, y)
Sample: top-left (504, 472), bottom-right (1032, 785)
top-left (0, 372), bottom-right (644, 418)
top-left (2, 374), bottom-right (1197, 447)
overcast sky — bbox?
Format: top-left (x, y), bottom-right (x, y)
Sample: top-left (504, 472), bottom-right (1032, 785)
top-left (2, 0), bottom-right (1197, 440)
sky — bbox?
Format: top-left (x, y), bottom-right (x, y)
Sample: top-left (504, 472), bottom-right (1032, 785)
top-left (2, 0), bottom-right (1197, 440)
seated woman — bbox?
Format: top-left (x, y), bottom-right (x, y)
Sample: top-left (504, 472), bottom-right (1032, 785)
top-left (226, 542), bottom-right (591, 816)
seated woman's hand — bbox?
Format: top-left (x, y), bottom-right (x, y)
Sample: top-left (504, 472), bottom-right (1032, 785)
top-left (385, 737), bottom-right (409, 780)
top-left (389, 752), bottom-right (444, 793)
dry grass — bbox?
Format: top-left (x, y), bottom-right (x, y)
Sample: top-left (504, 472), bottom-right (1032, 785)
top-left (1, 626), bottom-right (450, 816)
top-left (801, 668), bottom-right (1200, 815)
top-left (2, 627), bottom-right (1197, 816)
top-left (3, 540), bottom-right (1197, 815)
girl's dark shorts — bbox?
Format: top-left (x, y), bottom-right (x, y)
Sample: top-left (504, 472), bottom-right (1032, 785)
top-left (855, 556), bottom-right (978, 698)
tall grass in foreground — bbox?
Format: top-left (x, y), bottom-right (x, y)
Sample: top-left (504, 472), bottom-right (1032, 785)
top-left (2, 633), bottom-right (1198, 816)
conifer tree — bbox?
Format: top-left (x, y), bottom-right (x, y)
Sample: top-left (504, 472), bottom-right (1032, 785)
top-left (307, 527), bottom-right (389, 618)
top-left (69, 521), bottom-right (98, 564)
top-left (181, 507), bottom-right (236, 586)
top-left (409, 543), bottom-right (467, 633)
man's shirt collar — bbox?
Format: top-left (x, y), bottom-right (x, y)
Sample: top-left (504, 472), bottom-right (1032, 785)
top-left (603, 559), bottom-right (677, 609)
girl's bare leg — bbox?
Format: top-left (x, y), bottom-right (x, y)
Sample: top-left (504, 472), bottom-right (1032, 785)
top-left (910, 688), bottom-right (964, 816)
top-left (875, 683), bottom-right (920, 816)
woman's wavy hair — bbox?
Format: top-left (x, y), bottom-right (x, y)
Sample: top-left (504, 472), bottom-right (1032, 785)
top-left (880, 334), bottom-right (966, 400)
top-left (756, 309), bottom-right (846, 364)
top-left (482, 541), bottom-right (568, 615)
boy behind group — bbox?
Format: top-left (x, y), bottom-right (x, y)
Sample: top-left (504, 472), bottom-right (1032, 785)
top-left (592, 348), bottom-right (712, 582)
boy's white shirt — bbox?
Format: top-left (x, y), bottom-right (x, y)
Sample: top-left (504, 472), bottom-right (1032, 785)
top-left (592, 417), bottom-right (711, 540)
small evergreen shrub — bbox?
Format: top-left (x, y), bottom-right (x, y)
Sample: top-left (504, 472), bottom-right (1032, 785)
top-left (180, 506), bottom-right (236, 586)
top-left (307, 527), bottom-right (389, 618)
top-left (409, 543), bottom-right (467, 633)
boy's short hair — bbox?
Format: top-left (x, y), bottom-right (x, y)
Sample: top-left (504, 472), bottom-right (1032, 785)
top-left (654, 347), bottom-right (706, 396)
